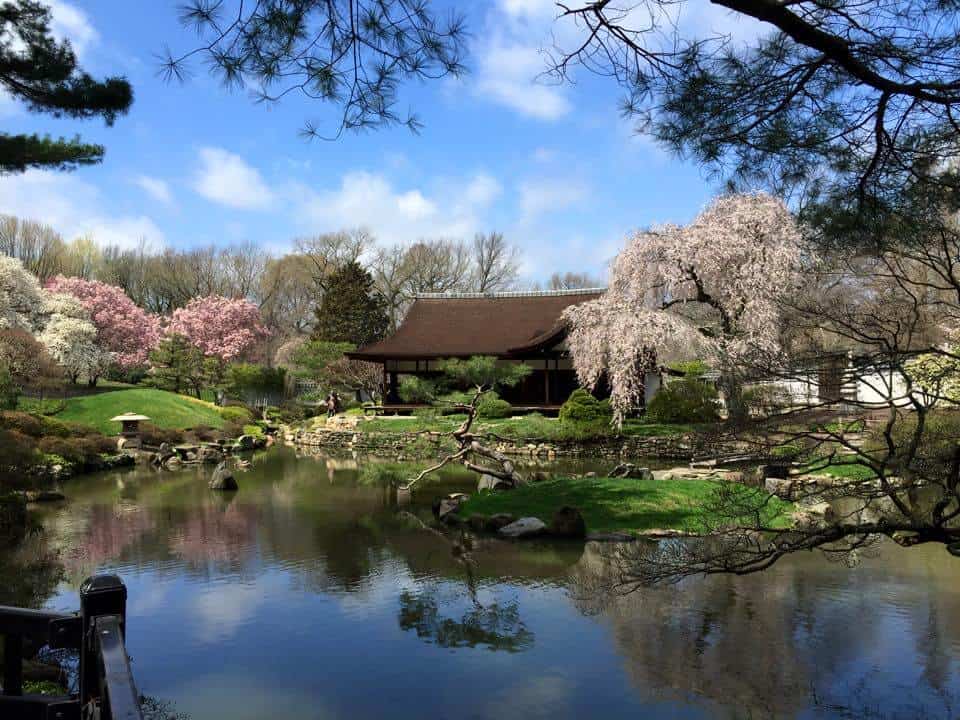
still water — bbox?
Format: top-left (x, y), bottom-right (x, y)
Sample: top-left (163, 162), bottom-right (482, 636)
top-left (7, 447), bottom-right (960, 719)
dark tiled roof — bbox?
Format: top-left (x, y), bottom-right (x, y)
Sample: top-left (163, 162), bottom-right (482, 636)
top-left (348, 290), bottom-right (604, 360)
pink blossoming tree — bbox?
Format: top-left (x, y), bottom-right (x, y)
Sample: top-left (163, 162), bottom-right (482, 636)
top-left (45, 275), bottom-right (161, 373)
top-left (167, 296), bottom-right (269, 361)
top-left (564, 193), bottom-right (804, 422)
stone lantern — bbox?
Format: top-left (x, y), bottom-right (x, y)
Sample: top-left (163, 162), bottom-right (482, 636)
top-left (110, 413), bottom-right (150, 450)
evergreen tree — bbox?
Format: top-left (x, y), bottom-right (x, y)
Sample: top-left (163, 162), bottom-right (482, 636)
top-left (146, 334), bottom-right (208, 397)
top-left (0, 1), bottom-right (133, 173)
top-left (312, 262), bottom-right (389, 347)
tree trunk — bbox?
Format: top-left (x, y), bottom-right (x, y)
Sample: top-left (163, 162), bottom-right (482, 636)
top-left (719, 373), bottom-right (748, 424)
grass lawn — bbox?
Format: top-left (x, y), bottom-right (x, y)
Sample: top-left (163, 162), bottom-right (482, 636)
top-left (457, 476), bottom-right (795, 534)
top-left (54, 388), bottom-right (225, 435)
top-left (806, 461), bottom-right (878, 480)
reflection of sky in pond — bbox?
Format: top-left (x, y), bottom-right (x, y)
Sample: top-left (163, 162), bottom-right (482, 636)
top-left (20, 447), bottom-right (960, 720)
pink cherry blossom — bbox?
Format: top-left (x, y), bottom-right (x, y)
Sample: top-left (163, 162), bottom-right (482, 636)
top-left (45, 275), bottom-right (161, 368)
top-left (564, 193), bottom-right (804, 421)
top-left (167, 295), bottom-right (269, 361)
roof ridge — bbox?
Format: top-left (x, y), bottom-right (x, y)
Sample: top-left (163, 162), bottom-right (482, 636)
top-left (415, 288), bottom-right (606, 300)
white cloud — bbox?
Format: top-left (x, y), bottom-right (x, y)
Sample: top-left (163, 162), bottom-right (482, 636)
top-left (471, 0), bottom-right (572, 120)
top-left (133, 175), bottom-right (173, 205)
top-left (518, 177), bottom-right (588, 222)
top-left (291, 170), bottom-right (501, 244)
top-left (463, 173), bottom-right (503, 207)
top-left (193, 146), bottom-right (275, 210)
top-left (475, 39), bottom-right (570, 121)
top-left (0, 170), bottom-right (165, 250)
top-left (47, 1), bottom-right (99, 58)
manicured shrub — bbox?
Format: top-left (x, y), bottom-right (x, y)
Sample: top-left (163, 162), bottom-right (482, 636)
top-left (140, 423), bottom-right (185, 447)
top-left (219, 406), bottom-right (254, 424)
top-left (191, 425), bottom-right (223, 442)
top-left (38, 416), bottom-right (74, 438)
top-left (0, 429), bottom-right (39, 475)
top-left (222, 421), bottom-right (245, 439)
top-left (559, 389), bottom-right (613, 425)
top-left (0, 411), bottom-right (44, 437)
top-left (36, 436), bottom-right (106, 465)
top-left (646, 377), bottom-right (720, 424)
top-left (398, 376), bottom-right (436, 403)
top-left (242, 424), bottom-right (265, 437)
top-left (476, 392), bottom-right (513, 419)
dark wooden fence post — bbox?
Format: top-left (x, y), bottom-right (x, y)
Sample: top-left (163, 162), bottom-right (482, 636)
top-left (79, 575), bottom-right (127, 711)
top-left (2, 632), bottom-right (23, 696)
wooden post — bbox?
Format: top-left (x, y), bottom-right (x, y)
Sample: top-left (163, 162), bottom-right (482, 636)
top-left (544, 360), bottom-right (551, 405)
top-left (3, 633), bottom-right (22, 696)
top-left (79, 575), bottom-right (127, 709)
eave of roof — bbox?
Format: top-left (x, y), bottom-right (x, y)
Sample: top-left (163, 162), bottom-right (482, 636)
top-left (348, 289), bottom-right (603, 361)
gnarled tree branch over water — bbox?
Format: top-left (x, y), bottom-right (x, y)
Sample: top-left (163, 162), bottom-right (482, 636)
top-left (401, 356), bottom-right (531, 490)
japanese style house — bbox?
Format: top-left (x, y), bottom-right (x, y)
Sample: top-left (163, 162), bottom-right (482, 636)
top-left (347, 289), bottom-right (607, 410)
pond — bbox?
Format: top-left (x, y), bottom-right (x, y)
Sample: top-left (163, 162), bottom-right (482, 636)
top-left (6, 447), bottom-right (960, 719)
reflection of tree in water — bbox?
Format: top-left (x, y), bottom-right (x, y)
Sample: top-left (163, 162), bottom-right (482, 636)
top-left (398, 590), bottom-right (533, 652)
top-left (0, 531), bottom-right (64, 607)
top-left (568, 541), bottom-right (960, 719)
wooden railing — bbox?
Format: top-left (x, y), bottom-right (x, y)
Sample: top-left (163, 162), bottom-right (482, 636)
top-left (0, 574), bottom-right (143, 720)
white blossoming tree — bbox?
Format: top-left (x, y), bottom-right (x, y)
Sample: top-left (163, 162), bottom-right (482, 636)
top-left (564, 193), bottom-right (804, 422)
top-left (0, 255), bottom-right (46, 332)
top-left (39, 292), bottom-right (110, 384)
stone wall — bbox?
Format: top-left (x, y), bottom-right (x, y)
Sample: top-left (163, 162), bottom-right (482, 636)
top-left (290, 426), bottom-right (748, 462)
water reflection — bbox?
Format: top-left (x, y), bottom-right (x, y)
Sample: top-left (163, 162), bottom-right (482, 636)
top-left (14, 447), bottom-right (960, 720)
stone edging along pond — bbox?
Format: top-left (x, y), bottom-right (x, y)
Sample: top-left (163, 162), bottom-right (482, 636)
top-left (289, 427), bottom-right (749, 462)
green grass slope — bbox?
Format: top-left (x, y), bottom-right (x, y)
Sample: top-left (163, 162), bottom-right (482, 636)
top-left (56, 388), bottom-right (224, 435)
top-left (458, 476), bottom-right (794, 534)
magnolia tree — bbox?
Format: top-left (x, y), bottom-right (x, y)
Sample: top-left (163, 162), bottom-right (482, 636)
top-left (45, 275), bottom-right (160, 371)
top-left (564, 193), bottom-right (804, 422)
top-left (0, 255), bottom-right (46, 331)
top-left (167, 296), bottom-right (269, 361)
top-left (38, 293), bottom-right (109, 384)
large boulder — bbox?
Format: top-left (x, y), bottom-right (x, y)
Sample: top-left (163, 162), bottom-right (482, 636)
top-left (609, 463), bottom-right (653, 481)
top-left (433, 493), bottom-right (469, 520)
top-left (485, 513), bottom-right (516, 532)
top-left (236, 435), bottom-right (257, 451)
top-left (549, 506), bottom-right (586, 539)
top-left (765, 476), bottom-right (796, 499)
top-left (478, 474), bottom-right (513, 492)
top-left (209, 462), bottom-right (238, 491)
top-left (498, 517), bottom-right (547, 539)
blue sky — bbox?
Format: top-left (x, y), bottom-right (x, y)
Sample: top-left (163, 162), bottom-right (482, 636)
top-left (0, 0), bottom-right (758, 282)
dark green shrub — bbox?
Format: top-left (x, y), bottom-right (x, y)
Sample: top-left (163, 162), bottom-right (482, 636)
top-left (646, 377), bottom-right (720, 423)
top-left (0, 430), bottom-right (39, 477)
top-left (36, 436), bottom-right (105, 465)
top-left (226, 363), bottom-right (286, 399)
top-left (742, 384), bottom-right (793, 417)
top-left (0, 411), bottom-right (44, 437)
top-left (476, 392), bottom-right (513, 419)
top-left (398, 376), bottom-right (436, 403)
top-left (0, 367), bottom-right (18, 410)
top-left (140, 423), bottom-right (185, 447)
top-left (559, 389), bottom-right (613, 425)
top-left (191, 425), bottom-right (223, 442)
top-left (39, 416), bottom-right (75, 438)
top-left (222, 421), bottom-right (245, 439)
top-left (219, 406), bottom-right (254, 424)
